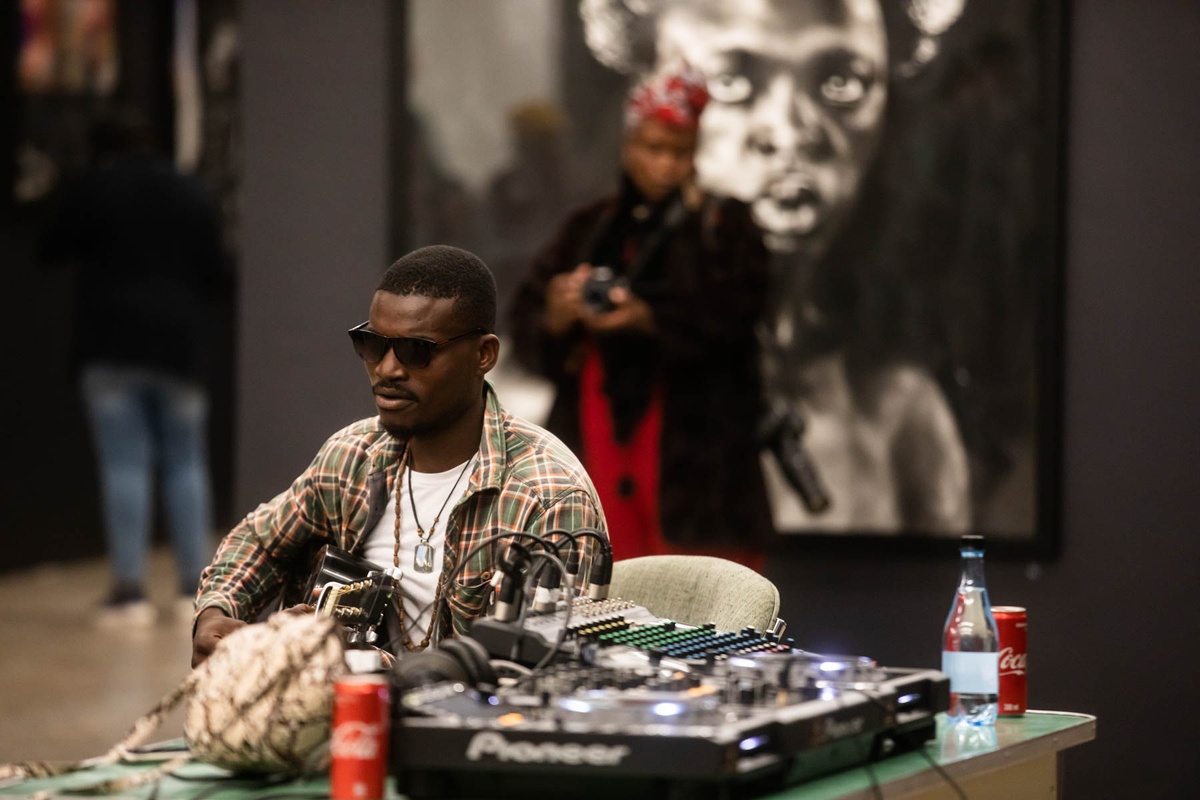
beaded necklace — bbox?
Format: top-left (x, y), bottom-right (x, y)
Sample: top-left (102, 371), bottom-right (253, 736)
top-left (390, 447), bottom-right (473, 652)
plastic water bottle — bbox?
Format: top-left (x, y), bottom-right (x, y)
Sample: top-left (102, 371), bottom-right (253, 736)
top-left (941, 534), bottom-right (999, 726)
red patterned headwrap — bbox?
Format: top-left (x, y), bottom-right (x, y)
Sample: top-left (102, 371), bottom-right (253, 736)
top-left (624, 63), bottom-right (709, 132)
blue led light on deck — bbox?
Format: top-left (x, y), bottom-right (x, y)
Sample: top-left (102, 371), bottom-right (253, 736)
top-left (559, 698), bottom-right (593, 713)
top-left (651, 702), bottom-right (685, 717)
top-left (739, 735), bottom-right (770, 752)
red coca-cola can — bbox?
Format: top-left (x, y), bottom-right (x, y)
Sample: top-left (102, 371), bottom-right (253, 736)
top-left (330, 673), bottom-right (390, 800)
top-left (994, 606), bottom-right (1028, 715)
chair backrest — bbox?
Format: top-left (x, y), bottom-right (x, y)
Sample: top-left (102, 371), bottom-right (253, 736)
top-left (609, 555), bottom-right (781, 633)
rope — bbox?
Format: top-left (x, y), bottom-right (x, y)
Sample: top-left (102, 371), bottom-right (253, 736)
top-left (0, 612), bottom-right (347, 795)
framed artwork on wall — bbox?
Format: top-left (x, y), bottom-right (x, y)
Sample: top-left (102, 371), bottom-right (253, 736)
top-left (397, 0), bottom-right (1069, 558)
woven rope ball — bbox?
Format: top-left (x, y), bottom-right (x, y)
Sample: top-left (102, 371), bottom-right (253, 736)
top-left (184, 612), bottom-right (348, 773)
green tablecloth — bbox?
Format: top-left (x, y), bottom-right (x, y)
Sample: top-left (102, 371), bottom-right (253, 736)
top-left (1, 711), bottom-right (1095, 800)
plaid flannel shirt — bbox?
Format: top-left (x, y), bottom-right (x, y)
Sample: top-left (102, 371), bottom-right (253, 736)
top-left (196, 382), bottom-right (606, 639)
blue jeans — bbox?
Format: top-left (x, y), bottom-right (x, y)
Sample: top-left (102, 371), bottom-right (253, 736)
top-left (81, 364), bottom-right (214, 594)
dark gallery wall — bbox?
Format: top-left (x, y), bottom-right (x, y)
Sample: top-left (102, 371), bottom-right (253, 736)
top-left (234, 3), bottom-right (392, 510)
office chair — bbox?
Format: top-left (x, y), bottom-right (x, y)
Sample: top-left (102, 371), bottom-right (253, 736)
top-left (609, 555), bottom-right (781, 632)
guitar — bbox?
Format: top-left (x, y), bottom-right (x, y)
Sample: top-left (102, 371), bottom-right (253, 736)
top-left (303, 545), bottom-right (402, 647)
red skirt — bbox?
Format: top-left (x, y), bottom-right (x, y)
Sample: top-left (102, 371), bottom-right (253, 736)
top-left (578, 347), bottom-right (764, 572)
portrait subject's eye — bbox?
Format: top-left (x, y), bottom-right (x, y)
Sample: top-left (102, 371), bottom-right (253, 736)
top-left (818, 55), bottom-right (877, 108)
top-left (709, 73), bottom-right (753, 104)
top-left (821, 73), bottom-right (866, 106)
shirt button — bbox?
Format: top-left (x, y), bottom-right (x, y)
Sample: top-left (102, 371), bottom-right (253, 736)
top-left (618, 476), bottom-right (636, 497)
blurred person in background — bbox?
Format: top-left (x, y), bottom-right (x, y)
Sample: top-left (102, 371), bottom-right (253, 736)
top-left (509, 65), bottom-right (773, 570)
top-left (39, 106), bottom-right (232, 626)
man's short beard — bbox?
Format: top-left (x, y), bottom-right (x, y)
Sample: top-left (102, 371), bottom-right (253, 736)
top-left (382, 386), bottom-right (484, 445)
top-left (384, 410), bottom-right (456, 443)
top-left (383, 421), bottom-right (425, 442)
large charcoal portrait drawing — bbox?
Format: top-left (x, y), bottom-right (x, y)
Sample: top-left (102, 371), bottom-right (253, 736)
top-left (400, 0), bottom-right (1067, 555)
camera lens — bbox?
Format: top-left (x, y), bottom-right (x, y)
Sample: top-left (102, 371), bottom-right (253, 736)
top-left (584, 266), bottom-right (617, 312)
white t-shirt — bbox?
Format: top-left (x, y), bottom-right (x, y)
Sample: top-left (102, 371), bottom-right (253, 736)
top-left (363, 455), bottom-right (475, 640)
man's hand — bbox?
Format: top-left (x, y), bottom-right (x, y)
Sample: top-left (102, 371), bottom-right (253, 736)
top-left (544, 264), bottom-right (590, 336)
top-left (583, 285), bottom-right (656, 335)
top-left (191, 607), bottom-right (246, 668)
top-left (282, 603), bottom-right (316, 616)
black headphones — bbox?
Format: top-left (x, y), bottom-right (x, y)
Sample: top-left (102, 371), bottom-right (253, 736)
top-left (391, 635), bottom-right (498, 694)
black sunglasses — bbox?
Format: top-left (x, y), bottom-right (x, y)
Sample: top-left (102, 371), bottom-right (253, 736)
top-left (348, 323), bottom-right (487, 368)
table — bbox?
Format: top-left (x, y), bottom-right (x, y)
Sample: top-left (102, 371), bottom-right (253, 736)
top-left (0, 711), bottom-right (1095, 800)
top-left (765, 711), bottom-right (1096, 799)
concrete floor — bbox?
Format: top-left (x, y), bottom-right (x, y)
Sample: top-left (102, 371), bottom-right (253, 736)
top-left (0, 548), bottom-right (193, 764)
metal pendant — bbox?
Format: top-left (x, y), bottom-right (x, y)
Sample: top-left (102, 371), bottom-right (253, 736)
top-left (413, 541), bottom-right (435, 573)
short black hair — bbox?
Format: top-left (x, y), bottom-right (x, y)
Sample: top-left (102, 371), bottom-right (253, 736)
top-left (377, 245), bottom-right (497, 332)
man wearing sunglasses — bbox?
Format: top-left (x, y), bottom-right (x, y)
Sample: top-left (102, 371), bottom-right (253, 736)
top-left (190, 245), bottom-right (607, 666)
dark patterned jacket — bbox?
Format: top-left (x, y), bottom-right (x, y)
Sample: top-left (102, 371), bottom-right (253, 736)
top-left (508, 184), bottom-right (774, 549)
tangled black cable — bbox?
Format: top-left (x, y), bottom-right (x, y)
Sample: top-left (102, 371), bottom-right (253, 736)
top-left (853, 689), bottom-right (968, 799)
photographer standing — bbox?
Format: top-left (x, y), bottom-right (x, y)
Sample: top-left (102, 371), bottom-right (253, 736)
top-left (508, 65), bottom-right (773, 569)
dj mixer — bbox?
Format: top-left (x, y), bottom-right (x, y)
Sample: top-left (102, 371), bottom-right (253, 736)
top-left (390, 598), bottom-right (950, 799)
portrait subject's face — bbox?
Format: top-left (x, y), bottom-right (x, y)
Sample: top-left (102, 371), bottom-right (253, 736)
top-left (654, 0), bottom-right (888, 257)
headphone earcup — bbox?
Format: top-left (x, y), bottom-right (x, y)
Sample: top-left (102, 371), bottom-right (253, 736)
top-left (391, 647), bottom-right (470, 693)
top-left (439, 637), bottom-right (498, 689)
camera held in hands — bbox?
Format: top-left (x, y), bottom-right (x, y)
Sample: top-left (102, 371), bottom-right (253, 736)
top-left (582, 266), bottom-right (628, 313)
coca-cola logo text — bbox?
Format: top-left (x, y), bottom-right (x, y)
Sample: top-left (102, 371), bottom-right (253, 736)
top-left (999, 647), bottom-right (1027, 676)
top-left (331, 721), bottom-right (384, 760)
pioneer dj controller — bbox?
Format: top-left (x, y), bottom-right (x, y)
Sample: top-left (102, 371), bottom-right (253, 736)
top-left (389, 598), bottom-right (949, 799)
